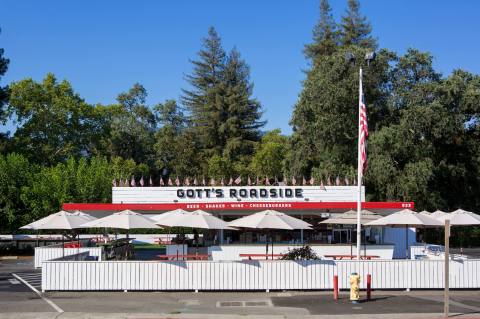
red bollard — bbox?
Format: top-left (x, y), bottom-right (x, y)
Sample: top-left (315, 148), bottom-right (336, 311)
top-left (333, 275), bottom-right (339, 300)
top-left (367, 274), bottom-right (372, 300)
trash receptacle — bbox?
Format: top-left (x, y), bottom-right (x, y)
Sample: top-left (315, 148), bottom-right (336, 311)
top-left (349, 272), bottom-right (360, 303)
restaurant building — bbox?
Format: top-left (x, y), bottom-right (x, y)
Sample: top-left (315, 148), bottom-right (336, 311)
top-left (64, 185), bottom-right (415, 259)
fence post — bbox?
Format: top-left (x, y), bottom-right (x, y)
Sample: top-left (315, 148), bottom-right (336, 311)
top-left (367, 274), bottom-right (372, 300)
top-left (333, 275), bottom-right (339, 300)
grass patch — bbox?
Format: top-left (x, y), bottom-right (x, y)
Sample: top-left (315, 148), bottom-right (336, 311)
top-left (133, 243), bottom-right (165, 250)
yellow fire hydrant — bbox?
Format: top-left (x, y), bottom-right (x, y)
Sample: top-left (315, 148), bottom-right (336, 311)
top-left (349, 272), bottom-right (361, 303)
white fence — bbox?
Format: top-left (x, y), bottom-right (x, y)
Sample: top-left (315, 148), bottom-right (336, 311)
top-left (41, 258), bottom-right (480, 291)
top-left (35, 246), bottom-right (103, 268)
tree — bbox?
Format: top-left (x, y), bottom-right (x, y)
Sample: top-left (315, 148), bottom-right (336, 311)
top-left (304, 0), bottom-right (339, 60)
top-left (182, 27), bottom-right (226, 159)
top-left (7, 74), bottom-right (99, 165)
top-left (182, 28), bottom-right (265, 174)
top-left (0, 153), bottom-right (35, 231)
top-left (221, 48), bottom-right (265, 162)
top-left (107, 83), bottom-right (157, 167)
top-left (154, 100), bottom-right (200, 177)
top-left (340, 0), bottom-right (377, 49)
top-left (251, 129), bottom-right (288, 177)
top-left (0, 28), bottom-right (9, 123)
top-left (289, 47), bottom-right (393, 178)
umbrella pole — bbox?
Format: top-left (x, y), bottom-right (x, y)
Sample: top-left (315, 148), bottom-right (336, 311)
top-left (62, 233), bottom-right (65, 258)
top-left (265, 232), bottom-right (268, 260)
top-left (405, 225), bottom-right (408, 259)
top-left (272, 232), bottom-right (274, 260)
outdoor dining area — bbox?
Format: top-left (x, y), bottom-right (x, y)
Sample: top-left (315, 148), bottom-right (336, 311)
top-left (21, 206), bottom-right (480, 263)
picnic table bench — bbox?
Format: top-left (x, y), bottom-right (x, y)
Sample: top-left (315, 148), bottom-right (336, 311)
top-left (323, 254), bottom-right (380, 260)
top-left (239, 253), bottom-right (286, 260)
top-left (156, 254), bottom-right (210, 261)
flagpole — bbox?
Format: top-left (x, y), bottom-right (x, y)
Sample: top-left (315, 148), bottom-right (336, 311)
top-left (356, 67), bottom-right (363, 260)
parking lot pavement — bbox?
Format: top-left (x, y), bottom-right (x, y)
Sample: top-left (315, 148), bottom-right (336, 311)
top-left (1, 258), bottom-right (480, 318)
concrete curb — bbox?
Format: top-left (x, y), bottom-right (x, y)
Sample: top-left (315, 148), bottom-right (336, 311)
top-left (1, 313), bottom-right (480, 319)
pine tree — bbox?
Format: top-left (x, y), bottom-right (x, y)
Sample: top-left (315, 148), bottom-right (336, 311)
top-left (340, 0), bottom-right (376, 49)
top-left (221, 48), bottom-right (265, 161)
top-left (182, 27), bottom-right (226, 157)
top-left (304, 0), bottom-right (339, 60)
top-left (182, 28), bottom-right (265, 172)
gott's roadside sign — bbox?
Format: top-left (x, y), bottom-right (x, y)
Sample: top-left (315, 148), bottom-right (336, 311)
top-left (176, 187), bottom-right (303, 199)
top-left (112, 185), bottom-right (365, 204)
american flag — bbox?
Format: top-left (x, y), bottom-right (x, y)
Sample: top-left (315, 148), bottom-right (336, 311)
top-left (168, 178), bottom-right (173, 186)
top-left (193, 177), bottom-right (198, 186)
top-left (320, 180), bottom-right (326, 190)
top-left (220, 177), bottom-right (225, 186)
top-left (247, 176), bottom-right (251, 186)
top-left (139, 176), bottom-right (144, 187)
top-left (265, 176), bottom-right (270, 186)
top-left (310, 177), bottom-right (315, 185)
top-left (359, 76), bottom-right (369, 176)
top-left (302, 176), bottom-right (307, 185)
top-left (160, 177), bottom-right (165, 186)
top-left (234, 176), bottom-right (241, 185)
top-left (291, 176), bottom-right (296, 186)
top-left (149, 175), bottom-right (153, 186)
top-left (175, 176), bottom-right (180, 186)
top-left (130, 176), bottom-right (136, 187)
top-left (112, 179), bottom-right (117, 187)
top-left (228, 177), bottom-right (233, 186)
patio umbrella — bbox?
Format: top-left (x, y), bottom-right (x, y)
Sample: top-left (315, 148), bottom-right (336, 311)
top-left (435, 209), bottom-right (480, 225)
top-left (150, 209), bottom-right (189, 244)
top-left (430, 210), bottom-right (448, 219)
top-left (22, 210), bottom-right (97, 257)
top-left (366, 209), bottom-right (442, 259)
top-left (319, 210), bottom-right (381, 225)
top-left (435, 209), bottom-right (480, 254)
top-left (418, 210), bottom-right (431, 216)
top-left (153, 210), bottom-right (233, 256)
top-left (81, 210), bottom-right (160, 231)
top-left (81, 210), bottom-right (160, 259)
top-left (228, 210), bottom-right (312, 259)
top-left (320, 210), bottom-right (382, 256)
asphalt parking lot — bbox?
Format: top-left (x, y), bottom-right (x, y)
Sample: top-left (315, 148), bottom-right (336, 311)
top-left (1, 258), bottom-right (480, 318)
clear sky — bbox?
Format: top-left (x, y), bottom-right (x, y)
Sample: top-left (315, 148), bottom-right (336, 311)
top-left (1, 0), bottom-right (479, 135)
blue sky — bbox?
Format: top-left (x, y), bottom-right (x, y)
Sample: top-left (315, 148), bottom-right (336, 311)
top-left (1, 0), bottom-right (479, 135)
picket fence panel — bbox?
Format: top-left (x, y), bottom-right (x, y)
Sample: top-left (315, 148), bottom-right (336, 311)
top-left (35, 246), bottom-right (103, 268)
top-left (42, 259), bottom-right (480, 291)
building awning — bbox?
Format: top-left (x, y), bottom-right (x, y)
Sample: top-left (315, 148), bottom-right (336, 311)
top-left (63, 201), bottom-right (414, 215)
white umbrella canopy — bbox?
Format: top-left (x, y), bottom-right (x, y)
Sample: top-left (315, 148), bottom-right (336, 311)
top-left (33, 211), bottom-right (96, 230)
top-left (20, 212), bottom-right (60, 230)
top-left (228, 210), bottom-right (312, 230)
top-left (154, 210), bottom-right (232, 230)
top-left (81, 210), bottom-right (160, 230)
top-left (319, 210), bottom-right (381, 225)
top-left (149, 209), bottom-right (189, 224)
top-left (436, 209), bottom-right (480, 226)
top-left (366, 209), bottom-right (442, 259)
top-left (418, 210), bottom-right (431, 217)
top-left (430, 210), bottom-right (448, 219)
top-left (366, 209), bottom-right (442, 227)
top-left (70, 210), bottom-right (97, 221)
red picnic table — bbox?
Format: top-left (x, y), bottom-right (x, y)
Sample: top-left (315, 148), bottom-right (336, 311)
top-left (239, 253), bottom-right (286, 260)
top-left (323, 255), bottom-right (380, 260)
top-left (156, 254), bottom-right (210, 261)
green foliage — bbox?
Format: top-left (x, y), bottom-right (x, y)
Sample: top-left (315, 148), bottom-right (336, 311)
top-left (0, 30), bottom-right (9, 124)
top-left (0, 153), bottom-right (35, 230)
top-left (340, 0), bottom-right (377, 49)
top-left (304, 0), bottom-right (339, 60)
top-left (7, 74), bottom-right (100, 165)
top-left (251, 129), bottom-right (288, 177)
top-left (107, 83), bottom-right (157, 166)
top-left (281, 245), bottom-right (320, 260)
top-left (182, 27), bottom-right (264, 172)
